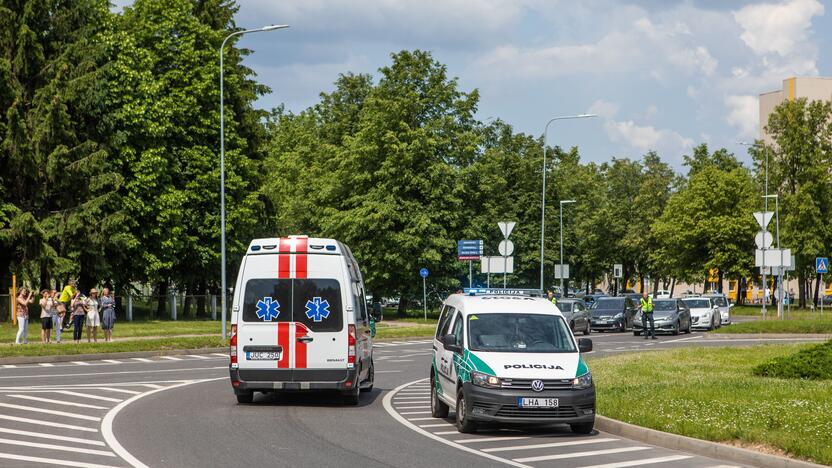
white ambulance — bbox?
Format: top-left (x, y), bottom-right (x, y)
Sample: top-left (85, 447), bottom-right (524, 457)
top-left (229, 236), bottom-right (375, 405)
top-left (430, 289), bottom-right (595, 433)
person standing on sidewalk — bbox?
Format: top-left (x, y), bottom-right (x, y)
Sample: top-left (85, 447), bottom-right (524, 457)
top-left (85, 288), bottom-right (101, 343)
top-left (59, 280), bottom-right (77, 331)
top-left (640, 291), bottom-right (656, 340)
top-left (71, 291), bottom-right (87, 343)
top-left (100, 288), bottom-right (116, 342)
top-left (38, 290), bottom-right (53, 343)
top-left (15, 288), bottom-right (34, 344)
top-left (50, 289), bottom-right (63, 343)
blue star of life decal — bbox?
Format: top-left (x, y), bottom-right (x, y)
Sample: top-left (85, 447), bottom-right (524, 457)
top-left (305, 297), bottom-right (331, 322)
top-left (255, 297), bottom-right (281, 321)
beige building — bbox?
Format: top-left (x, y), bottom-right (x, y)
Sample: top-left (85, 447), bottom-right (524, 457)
top-left (759, 77), bottom-right (832, 143)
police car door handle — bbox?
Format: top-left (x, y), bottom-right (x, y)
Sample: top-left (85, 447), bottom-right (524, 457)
top-left (297, 336), bottom-right (313, 343)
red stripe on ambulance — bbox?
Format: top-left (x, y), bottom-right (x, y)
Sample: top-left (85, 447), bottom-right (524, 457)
top-left (295, 323), bottom-right (309, 369)
top-left (277, 322), bottom-right (290, 368)
top-left (295, 237), bottom-right (308, 279)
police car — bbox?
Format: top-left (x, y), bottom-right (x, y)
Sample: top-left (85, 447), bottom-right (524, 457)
top-left (228, 236), bottom-right (375, 405)
top-left (430, 289), bottom-right (595, 434)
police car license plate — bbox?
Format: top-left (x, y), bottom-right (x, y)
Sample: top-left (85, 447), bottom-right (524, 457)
top-left (247, 351), bottom-right (280, 361)
top-left (518, 397), bottom-right (558, 408)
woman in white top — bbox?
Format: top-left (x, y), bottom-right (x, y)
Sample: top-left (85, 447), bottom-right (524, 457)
top-left (38, 290), bottom-right (53, 344)
top-left (85, 288), bottom-right (101, 343)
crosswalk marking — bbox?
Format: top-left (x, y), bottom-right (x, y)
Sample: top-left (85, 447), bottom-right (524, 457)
top-left (0, 451), bottom-right (120, 468)
top-left (9, 394), bottom-right (108, 410)
top-left (395, 405), bottom-right (430, 410)
top-left (399, 411), bottom-right (431, 415)
top-left (407, 417), bottom-right (437, 421)
top-left (0, 414), bottom-right (97, 432)
top-left (71, 361), bottom-right (91, 366)
top-left (99, 387), bottom-right (140, 395)
top-left (131, 358), bottom-right (153, 363)
top-left (0, 402), bottom-right (101, 421)
top-left (39, 363), bottom-right (54, 367)
top-left (0, 436), bottom-right (115, 456)
top-left (394, 396), bottom-right (430, 400)
top-left (418, 423), bottom-right (454, 428)
top-left (1, 365), bottom-right (16, 369)
top-left (101, 360), bottom-right (121, 364)
top-left (455, 436), bottom-right (531, 444)
top-left (144, 384), bottom-right (163, 389)
top-left (432, 430), bottom-right (460, 435)
top-left (576, 455), bottom-right (694, 468)
top-left (514, 446), bottom-right (650, 463)
top-left (483, 438), bottom-right (618, 453)
top-left (0, 427), bottom-right (106, 446)
top-left (160, 356), bottom-right (183, 361)
top-left (54, 390), bottom-right (123, 403)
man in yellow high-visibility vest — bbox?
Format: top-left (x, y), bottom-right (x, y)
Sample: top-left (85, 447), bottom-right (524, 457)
top-left (639, 292), bottom-right (656, 340)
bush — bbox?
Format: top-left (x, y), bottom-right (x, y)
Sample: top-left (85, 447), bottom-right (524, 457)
top-left (753, 340), bottom-right (832, 380)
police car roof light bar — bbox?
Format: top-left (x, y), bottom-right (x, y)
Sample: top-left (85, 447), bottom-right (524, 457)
top-left (463, 288), bottom-right (543, 297)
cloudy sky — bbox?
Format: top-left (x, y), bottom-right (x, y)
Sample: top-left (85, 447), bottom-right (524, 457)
top-left (118, 0), bottom-right (830, 169)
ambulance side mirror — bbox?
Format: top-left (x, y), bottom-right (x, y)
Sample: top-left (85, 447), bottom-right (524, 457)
top-left (577, 338), bottom-right (593, 353)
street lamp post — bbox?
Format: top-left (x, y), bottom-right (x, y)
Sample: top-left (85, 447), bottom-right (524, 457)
top-left (220, 24), bottom-right (289, 338)
top-left (559, 199), bottom-right (576, 294)
top-left (540, 114), bottom-right (596, 293)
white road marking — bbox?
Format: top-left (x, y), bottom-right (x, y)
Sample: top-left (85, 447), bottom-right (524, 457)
top-left (407, 417), bottom-right (437, 421)
top-left (375, 370), bottom-right (402, 373)
top-left (418, 423), bottom-right (455, 428)
top-left (396, 405), bottom-right (431, 410)
top-left (189, 355), bottom-right (211, 359)
top-left (143, 384), bottom-right (163, 389)
top-left (159, 356), bottom-right (183, 361)
top-left (514, 446), bottom-right (650, 463)
top-left (99, 387), bottom-right (141, 395)
top-left (39, 363), bottom-right (54, 367)
top-left (0, 366), bottom-right (226, 381)
top-left (131, 358), bottom-right (153, 363)
top-left (383, 378), bottom-right (532, 468)
top-left (0, 436), bottom-right (114, 456)
top-left (576, 455), bottom-right (694, 468)
top-left (212, 353), bottom-right (228, 357)
top-left (433, 430), bottom-right (461, 435)
top-left (0, 427), bottom-right (106, 446)
top-left (102, 378), bottom-right (224, 468)
top-left (0, 402), bottom-right (100, 421)
top-left (0, 414), bottom-right (97, 432)
top-left (10, 394), bottom-right (108, 410)
top-left (483, 438), bottom-right (618, 453)
top-left (72, 361), bottom-right (91, 366)
top-left (102, 360), bottom-right (122, 364)
top-left (661, 336), bottom-right (700, 344)
top-left (399, 411), bottom-right (431, 415)
top-left (1, 365), bottom-right (16, 369)
top-left (55, 390), bottom-right (122, 403)
top-left (0, 451), bottom-right (120, 468)
top-left (455, 436), bottom-right (531, 444)
top-left (387, 359), bottom-right (414, 362)
top-left (394, 396), bottom-right (430, 400)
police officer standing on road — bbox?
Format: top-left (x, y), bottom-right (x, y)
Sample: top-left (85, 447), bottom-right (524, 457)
top-left (547, 289), bottom-right (557, 306)
top-left (640, 291), bottom-right (656, 340)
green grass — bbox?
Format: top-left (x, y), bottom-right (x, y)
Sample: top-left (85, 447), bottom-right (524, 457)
top-left (0, 320), bottom-right (226, 344)
top-left (589, 344), bottom-right (832, 465)
top-left (375, 324), bottom-right (436, 339)
top-left (712, 315), bottom-right (832, 334)
top-left (732, 305), bottom-right (819, 316)
top-left (0, 335), bottom-right (226, 359)
top-left (754, 340), bottom-right (832, 380)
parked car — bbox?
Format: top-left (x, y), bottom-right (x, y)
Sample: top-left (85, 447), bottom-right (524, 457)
top-left (633, 299), bottom-right (691, 335)
top-left (590, 297), bottom-right (638, 332)
top-left (703, 293), bottom-right (732, 325)
top-left (655, 290), bottom-right (672, 299)
top-left (557, 299), bottom-right (591, 336)
top-left (681, 297), bottom-right (721, 331)
top-left (581, 293), bottom-right (606, 307)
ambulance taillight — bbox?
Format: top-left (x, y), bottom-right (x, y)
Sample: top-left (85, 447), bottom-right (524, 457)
top-left (347, 324), bottom-right (356, 368)
top-left (229, 324), bottom-right (238, 367)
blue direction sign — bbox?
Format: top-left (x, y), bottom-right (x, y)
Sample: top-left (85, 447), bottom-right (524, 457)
top-left (420, 268), bottom-right (429, 278)
top-left (816, 257), bottom-right (828, 274)
top-left (458, 239), bottom-right (483, 261)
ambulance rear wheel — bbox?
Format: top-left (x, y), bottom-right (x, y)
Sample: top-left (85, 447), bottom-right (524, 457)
top-left (235, 391), bottom-right (253, 404)
top-left (343, 386), bottom-right (360, 406)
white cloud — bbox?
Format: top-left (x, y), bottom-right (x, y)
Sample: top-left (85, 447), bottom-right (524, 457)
top-left (604, 120), bottom-right (693, 154)
top-left (733, 0), bottom-right (824, 57)
top-left (724, 95), bottom-right (759, 138)
top-left (588, 99), bottom-right (620, 119)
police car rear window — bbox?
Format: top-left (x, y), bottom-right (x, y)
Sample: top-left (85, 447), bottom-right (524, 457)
top-left (242, 278), bottom-right (343, 332)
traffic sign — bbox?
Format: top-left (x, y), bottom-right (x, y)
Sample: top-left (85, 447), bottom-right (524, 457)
top-left (457, 239), bottom-right (483, 261)
top-left (481, 256), bottom-right (514, 273)
top-left (498, 221), bottom-right (516, 238)
top-left (817, 258), bottom-right (829, 274)
top-left (755, 231), bottom-right (773, 249)
top-left (613, 264), bottom-right (623, 278)
top-left (419, 268), bottom-right (429, 278)
top-left (498, 240), bottom-right (514, 256)
top-left (755, 248), bottom-right (791, 268)
top-left (554, 264), bottom-right (570, 279)
top-left (753, 211), bottom-right (774, 230)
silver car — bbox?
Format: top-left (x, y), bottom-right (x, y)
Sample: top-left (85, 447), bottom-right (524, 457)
top-left (682, 297), bottom-right (722, 331)
top-left (557, 299), bottom-right (591, 335)
top-left (704, 294), bottom-right (732, 325)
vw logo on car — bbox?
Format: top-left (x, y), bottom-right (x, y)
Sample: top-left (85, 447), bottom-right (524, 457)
top-left (531, 379), bottom-right (545, 392)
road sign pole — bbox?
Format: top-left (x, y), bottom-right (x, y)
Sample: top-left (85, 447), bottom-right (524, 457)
top-left (821, 273), bottom-right (824, 316)
top-left (423, 276), bottom-right (427, 321)
top-left (469, 260), bottom-right (473, 289)
top-left (503, 255), bottom-right (507, 289)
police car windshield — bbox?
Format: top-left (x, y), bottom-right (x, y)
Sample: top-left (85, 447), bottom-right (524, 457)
top-left (467, 313), bottom-right (576, 353)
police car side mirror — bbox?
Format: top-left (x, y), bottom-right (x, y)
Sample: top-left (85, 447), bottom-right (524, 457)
top-left (442, 334), bottom-right (460, 352)
top-left (577, 338), bottom-right (593, 353)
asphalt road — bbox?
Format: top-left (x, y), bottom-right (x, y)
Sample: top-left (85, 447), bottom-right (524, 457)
top-left (0, 329), bottom-right (826, 468)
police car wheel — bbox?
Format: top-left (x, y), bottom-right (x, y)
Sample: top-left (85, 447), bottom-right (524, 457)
top-left (570, 421), bottom-right (594, 434)
top-left (235, 391), bottom-right (254, 404)
top-left (430, 378), bottom-right (449, 418)
top-left (455, 388), bottom-right (477, 433)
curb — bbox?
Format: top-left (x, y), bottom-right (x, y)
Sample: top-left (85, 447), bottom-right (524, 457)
top-left (0, 347), bottom-right (227, 365)
top-left (704, 333), bottom-right (832, 340)
top-left (596, 415), bottom-right (825, 468)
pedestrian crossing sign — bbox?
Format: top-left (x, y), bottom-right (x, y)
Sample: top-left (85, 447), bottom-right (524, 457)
top-left (816, 257), bottom-right (828, 274)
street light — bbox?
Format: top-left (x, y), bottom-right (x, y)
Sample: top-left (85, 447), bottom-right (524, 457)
top-left (220, 24), bottom-right (289, 338)
top-left (559, 199), bottom-right (576, 293)
top-left (540, 114), bottom-right (597, 293)
top-left (739, 141), bottom-right (770, 317)
top-left (764, 194), bottom-right (783, 319)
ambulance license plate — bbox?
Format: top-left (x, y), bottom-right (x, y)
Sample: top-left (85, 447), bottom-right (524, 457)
top-left (247, 351), bottom-right (280, 361)
top-left (518, 397), bottom-right (558, 408)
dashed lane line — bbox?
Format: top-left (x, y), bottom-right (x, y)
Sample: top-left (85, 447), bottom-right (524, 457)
top-left (576, 455), bottom-right (694, 468)
top-left (131, 358), bottom-right (153, 363)
top-left (159, 356), bottom-right (182, 361)
top-left (0, 436), bottom-right (115, 457)
top-left (0, 402), bottom-right (101, 421)
top-left (10, 394), bottom-right (109, 410)
top-left (0, 451), bottom-right (121, 468)
top-left (482, 438), bottom-right (619, 453)
top-left (39, 363), bottom-right (54, 367)
top-left (72, 361), bottom-right (91, 366)
top-left (513, 446), bottom-right (651, 463)
top-left (0, 414), bottom-right (98, 432)
top-left (0, 427), bottom-right (106, 446)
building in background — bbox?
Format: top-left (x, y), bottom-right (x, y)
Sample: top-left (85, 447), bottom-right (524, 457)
top-left (759, 77), bottom-right (832, 143)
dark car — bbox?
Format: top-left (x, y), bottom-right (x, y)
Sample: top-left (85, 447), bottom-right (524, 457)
top-left (590, 297), bottom-right (638, 332)
top-left (581, 293), bottom-right (607, 307)
top-left (633, 299), bottom-right (692, 336)
top-left (557, 299), bottom-right (591, 335)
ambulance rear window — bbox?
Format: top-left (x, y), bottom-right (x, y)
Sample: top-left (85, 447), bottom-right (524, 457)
top-left (242, 279), bottom-right (292, 322)
top-left (241, 278), bottom-right (343, 332)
